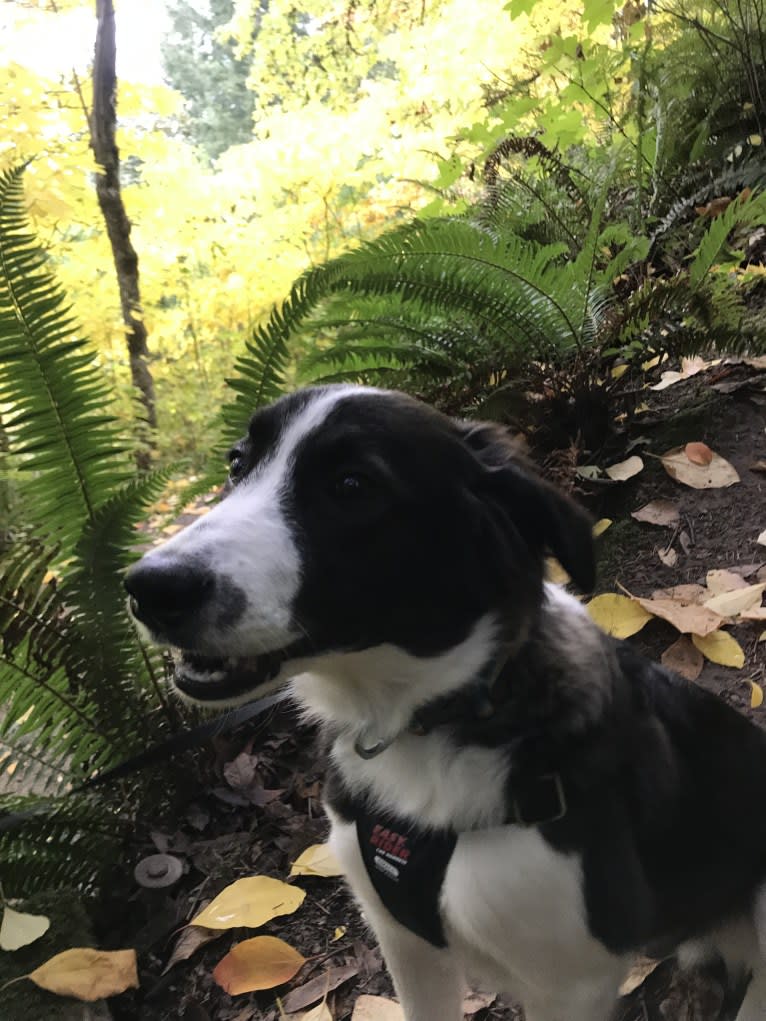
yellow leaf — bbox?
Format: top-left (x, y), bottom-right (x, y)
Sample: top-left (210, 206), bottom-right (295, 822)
top-left (592, 518), bottom-right (612, 537)
top-left (290, 844), bottom-right (345, 878)
top-left (190, 877), bottom-right (305, 929)
top-left (0, 906), bottom-right (50, 951)
top-left (212, 935), bottom-right (305, 994)
top-left (332, 926), bottom-right (347, 942)
top-left (749, 680), bottom-right (764, 708)
top-left (610, 363), bottom-right (629, 379)
top-left (545, 558), bottom-right (570, 585)
top-left (692, 632), bottom-right (745, 668)
top-left (605, 455), bottom-right (644, 481)
top-left (27, 948), bottom-right (138, 1001)
top-left (641, 355), bottom-right (661, 370)
top-left (586, 594), bottom-right (653, 638)
top-left (749, 134), bottom-right (763, 145)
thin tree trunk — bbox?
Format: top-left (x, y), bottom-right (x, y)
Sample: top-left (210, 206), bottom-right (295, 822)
top-left (90, 0), bottom-right (156, 470)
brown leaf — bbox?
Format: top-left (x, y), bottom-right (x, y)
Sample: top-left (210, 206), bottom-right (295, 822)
top-left (212, 936), bottom-right (305, 995)
top-left (661, 446), bottom-right (740, 489)
top-left (162, 926), bottom-right (221, 974)
top-left (619, 957), bottom-right (663, 996)
top-left (223, 752), bottom-right (259, 791)
top-left (749, 461), bottom-right (766, 474)
top-left (684, 441), bottom-right (713, 466)
top-left (605, 455), bottom-right (644, 481)
top-left (281, 965), bottom-right (359, 1013)
top-left (633, 596), bottom-right (724, 637)
top-left (695, 196), bottom-right (732, 218)
top-left (706, 569), bottom-right (749, 594)
top-left (657, 547), bottom-right (678, 567)
top-left (27, 948), bottom-right (138, 1001)
top-left (652, 584), bottom-right (708, 604)
top-left (661, 637), bottom-right (704, 681)
top-left (631, 500), bottom-right (680, 527)
top-left (351, 996), bottom-right (405, 1021)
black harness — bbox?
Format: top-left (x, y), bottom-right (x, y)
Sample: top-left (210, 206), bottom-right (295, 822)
top-left (331, 651), bottom-right (570, 947)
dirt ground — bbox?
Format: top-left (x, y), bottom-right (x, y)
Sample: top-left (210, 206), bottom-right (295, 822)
top-left (93, 362), bottom-right (766, 1021)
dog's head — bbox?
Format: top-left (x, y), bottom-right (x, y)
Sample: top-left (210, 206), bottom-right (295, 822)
top-left (125, 386), bottom-right (594, 706)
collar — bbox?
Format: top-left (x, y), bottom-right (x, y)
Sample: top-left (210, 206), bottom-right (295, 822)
top-left (352, 646), bottom-right (568, 827)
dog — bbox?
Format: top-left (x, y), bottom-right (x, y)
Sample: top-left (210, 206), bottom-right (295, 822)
top-left (126, 384), bottom-right (766, 1021)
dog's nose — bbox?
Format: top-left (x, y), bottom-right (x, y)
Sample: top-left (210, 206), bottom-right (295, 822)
top-left (124, 558), bottom-right (215, 634)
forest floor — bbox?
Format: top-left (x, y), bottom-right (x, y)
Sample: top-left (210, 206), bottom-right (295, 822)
top-left (87, 358), bottom-right (766, 1021)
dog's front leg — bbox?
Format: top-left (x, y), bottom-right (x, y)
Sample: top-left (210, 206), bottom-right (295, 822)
top-left (328, 812), bottom-right (465, 1021)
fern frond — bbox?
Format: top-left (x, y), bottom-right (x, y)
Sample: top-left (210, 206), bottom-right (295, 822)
top-left (689, 191), bottom-right (766, 286)
top-left (0, 164), bottom-right (131, 556)
top-left (224, 313), bottom-right (290, 431)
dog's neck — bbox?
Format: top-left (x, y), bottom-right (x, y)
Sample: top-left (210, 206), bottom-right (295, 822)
top-left (289, 584), bottom-right (611, 755)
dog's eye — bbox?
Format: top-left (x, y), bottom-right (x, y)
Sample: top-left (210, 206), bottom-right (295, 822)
top-left (332, 472), bottom-right (371, 500)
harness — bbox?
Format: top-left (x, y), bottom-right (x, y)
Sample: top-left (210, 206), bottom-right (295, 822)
top-left (345, 651), bottom-right (570, 947)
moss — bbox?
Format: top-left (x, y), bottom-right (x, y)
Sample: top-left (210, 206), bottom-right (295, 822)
top-left (0, 889), bottom-right (110, 1021)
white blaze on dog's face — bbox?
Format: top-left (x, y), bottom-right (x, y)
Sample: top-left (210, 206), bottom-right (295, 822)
top-left (125, 385), bottom-right (594, 707)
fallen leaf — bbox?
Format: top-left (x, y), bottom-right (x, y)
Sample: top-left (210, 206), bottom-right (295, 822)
top-left (592, 518), bottom-right (612, 537)
top-left (213, 936), bottom-right (305, 995)
top-left (162, 926), bottom-right (221, 974)
top-left (692, 631), bottom-right (745, 668)
top-left (282, 964), bottom-right (359, 1013)
top-left (649, 357), bottom-right (714, 391)
top-left (619, 956), bottom-right (662, 996)
top-left (749, 461), bottom-right (766, 474)
top-left (757, 530), bottom-right (766, 547)
top-left (351, 996), bottom-right (405, 1021)
top-left (631, 500), bottom-right (680, 527)
top-left (695, 196), bottom-right (732, 218)
top-left (760, 630), bottom-right (766, 642)
top-left (297, 1004), bottom-right (333, 1021)
top-left (750, 680), bottom-right (764, 708)
top-left (611, 363), bottom-right (629, 379)
top-left (0, 906), bottom-right (50, 951)
top-left (684, 441), bottom-right (713, 466)
top-left (740, 607), bottom-right (766, 621)
top-left (190, 877), bottom-right (305, 929)
top-left (576, 464), bottom-right (602, 480)
top-left (587, 594), bottom-right (653, 638)
top-left (545, 558), bottom-right (570, 585)
top-left (661, 446), bottom-right (740, 489)
top-left (223, 751), bottom-right (259, 791)
top-left (27, 948), bottom-right (138, 1001)
top-left (657, 547), bottom-right (678, 567)
top-left (463, 990), bottom-right (497, 1014)
top-left (652, 584), bottom-right (708, 604)
top-left (706, 569), bottom-right (749, 594)
top-left (332, 927), bottom-right (346, 942)
top-left (634, 597), bottom-right (723, 637)
top-left (605, 455), bottom-right (644, 481)
top-left (290, 844), bottom-right (345, 879)
top-left (641, 354), bottom-right (661, 370)
top-left (703, 583), bottom-right (766, 618)
top-left (661, 636), bottom-right (704, 681)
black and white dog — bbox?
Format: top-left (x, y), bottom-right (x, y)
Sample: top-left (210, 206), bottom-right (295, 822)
top-left (126, 385), bottom-right (766, 1021)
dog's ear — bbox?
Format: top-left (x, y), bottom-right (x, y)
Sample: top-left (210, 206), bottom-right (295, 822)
top-left (458, 422), bottom-right (596, 592)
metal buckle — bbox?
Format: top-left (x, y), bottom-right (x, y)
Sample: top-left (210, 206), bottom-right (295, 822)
top-left (512, 772), bottom-right (567, 826)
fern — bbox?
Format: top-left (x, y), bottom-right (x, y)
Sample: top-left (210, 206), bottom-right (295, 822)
top-left (689, 191), bottom-right (766, 285)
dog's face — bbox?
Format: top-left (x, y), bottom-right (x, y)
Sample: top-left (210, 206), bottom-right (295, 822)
top-left (125, 386), bottom-right (594, 706)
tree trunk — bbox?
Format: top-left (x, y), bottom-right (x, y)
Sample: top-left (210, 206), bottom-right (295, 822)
top-left (90, 0), bottom-right (157, 470)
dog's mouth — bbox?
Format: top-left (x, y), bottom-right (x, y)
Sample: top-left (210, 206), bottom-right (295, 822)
top-left (171, 642), bottom-right (308, 703)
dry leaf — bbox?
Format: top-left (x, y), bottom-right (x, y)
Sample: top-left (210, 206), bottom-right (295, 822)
top-left (223, 751), bottom-right (259, 791)
top-left (162, 926), bottom-right (221, 974)
top-left (27, 948), bottom-right (138, 1001)
top-left (611, 363), bottom-right (629, 379)
top-left (297, 1004), bottom-right (334, 1021)
top-left (190, 877), bottom-right (305, 929)
top-left (282, 965), bottom-right (359, 1013)
top-left (692, 631), bottom-right (745, 668)
top-left (631, 500), bottom-right (680, 527)
top-left (684, 441), bottom-right (713, 466)
top-left (331, 926), bottom-right (346, 942)
top-left (704, 583), bottom-right (766, 618)
top-left (212, 936), bottom-right (305, 995)
top-left (757, 530), bottom-right (766, 547)
top-left (749, 680), bottom-right (764, 709)
top-left (619, 956), bottom-right (662, 996)
top-left (545, 558), bottom-right (570, 585)
top-left (351, 996), bottom-right (405, 1021)
top-left (592, 518), bottom-right (612, 537)
top-left (740, 607), bottom-right (766, 621)
top-left (290, 844), bottom-right (345, 879)
top-left (605, 455), bottom-right (644, 481)
top-left (706, 569), bottom-right (749, 595)
top-left (648, 357), bottom-right (713, 391)
top-left (661, 637), bottom-right (704, 681)
top-left (634, 597), bottom-right (723, 637)
top-left (749, 461), bottom-right (766, 475)
top-left (661, 446), bottom-right (740, 489)
top-left (587, 594), bottom-right (653, 638)
top-left (652, 584), bottom-right (707, 604)
top-left (0, 906), bottom-right (50, 951)
top-left (463, 990), bottom-right (497, 1014)
top-left (657, 547), bottom-right (678, 567)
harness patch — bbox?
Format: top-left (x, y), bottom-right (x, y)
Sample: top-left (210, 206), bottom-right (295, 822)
top-left (356, 810), bottom-right (457, 947)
